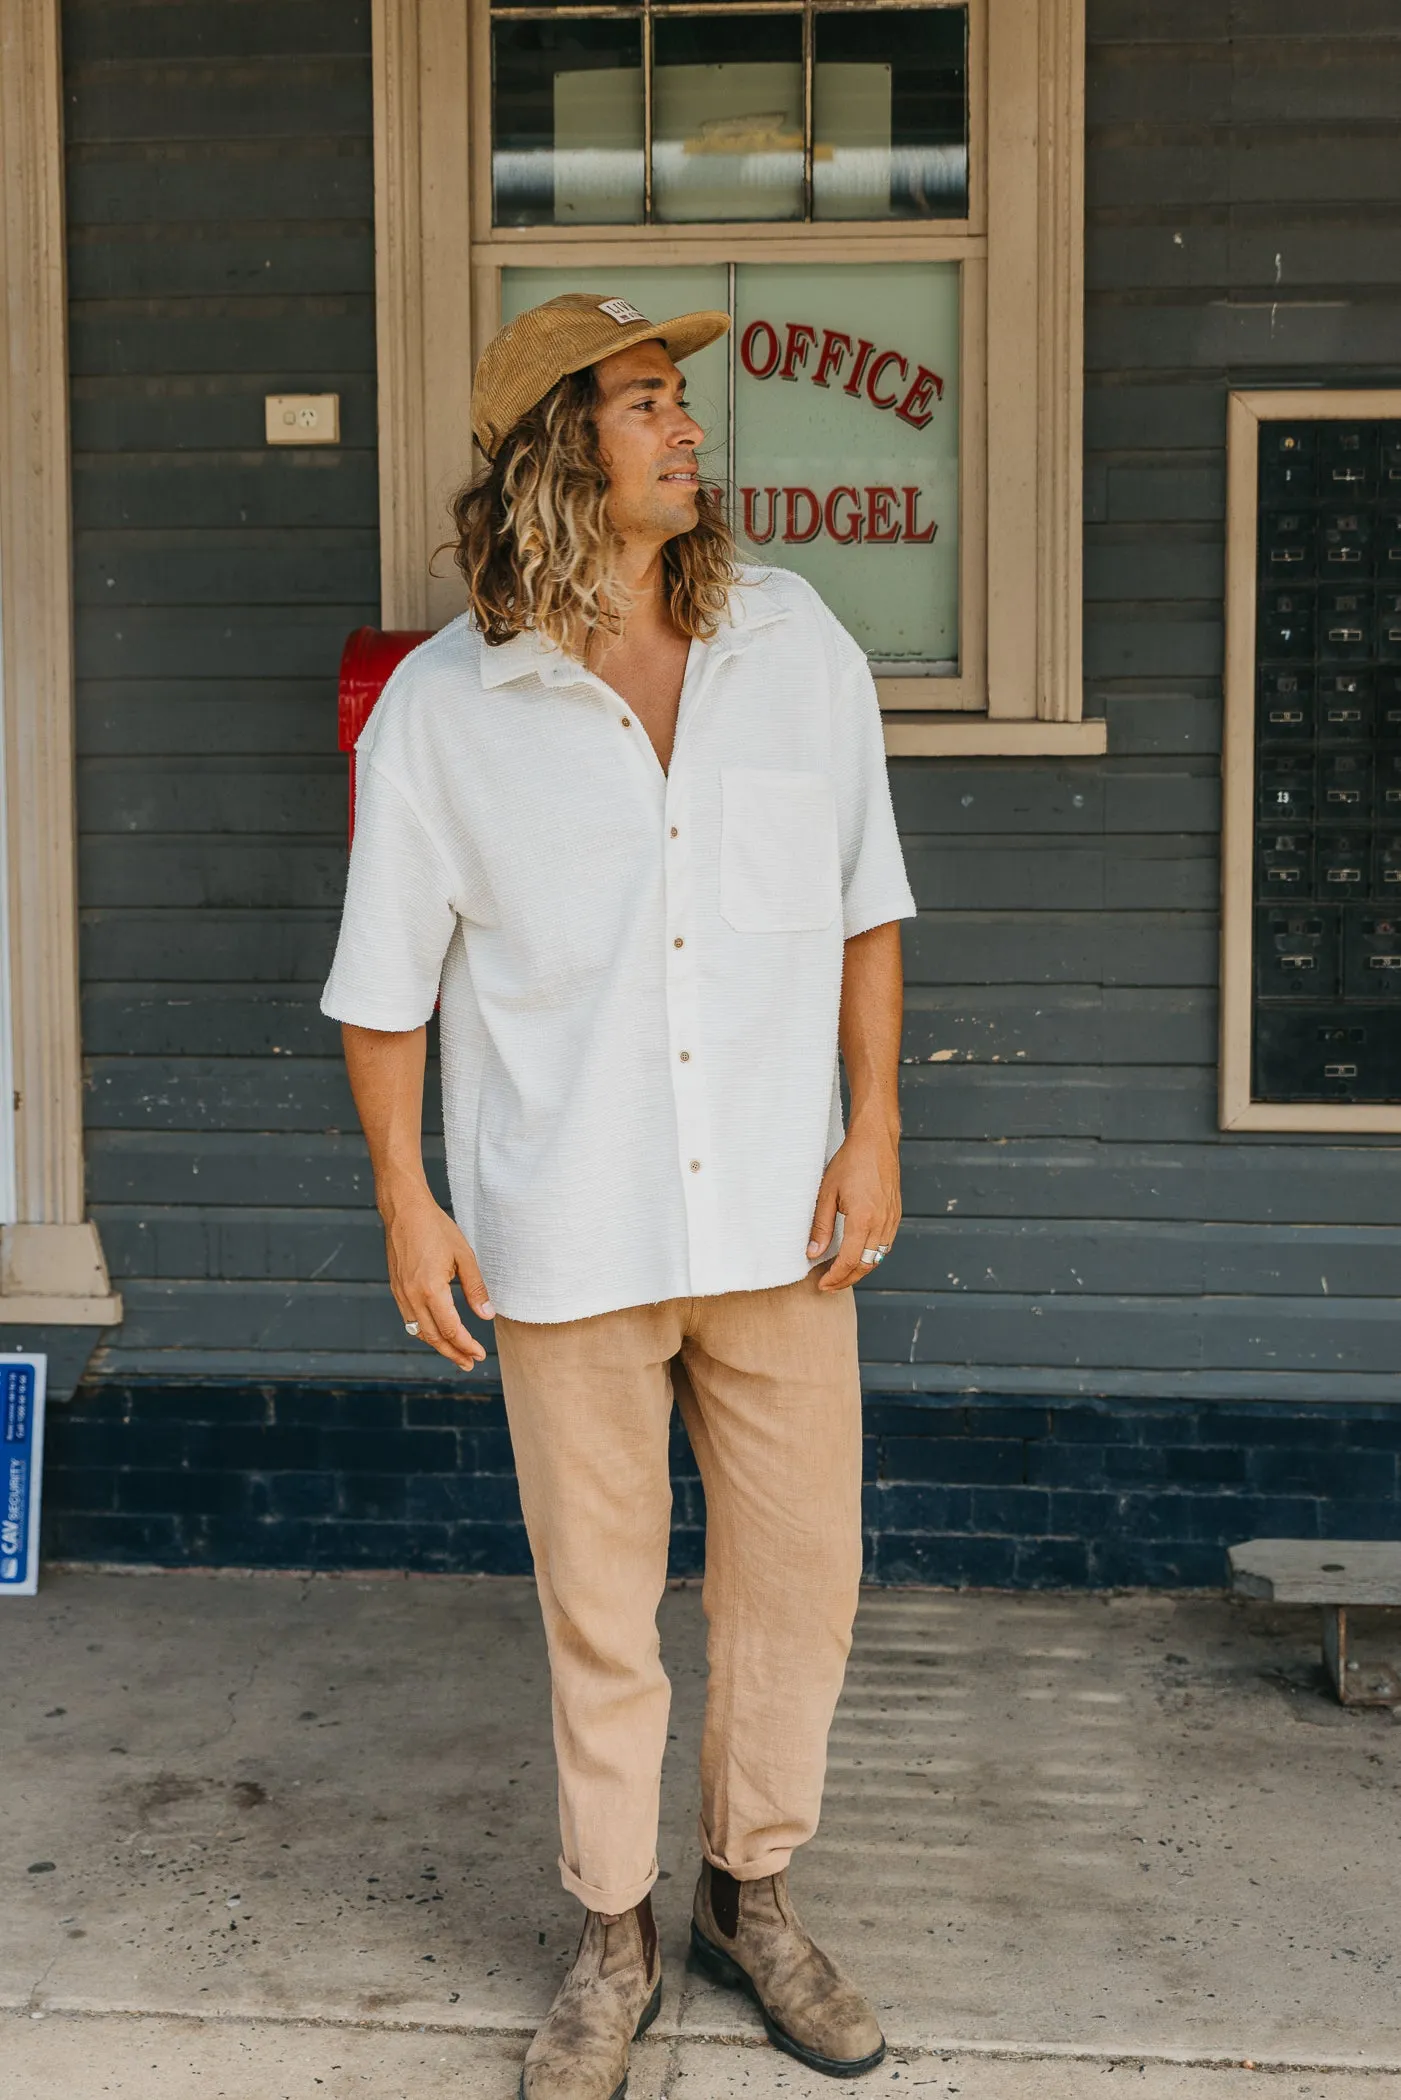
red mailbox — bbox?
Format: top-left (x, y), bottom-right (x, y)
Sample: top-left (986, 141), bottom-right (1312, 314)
top-left (337, 627), bottom-right (431, 838)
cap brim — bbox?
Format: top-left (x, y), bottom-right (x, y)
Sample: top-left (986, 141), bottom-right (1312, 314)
top-left (559, 308), bottom-right (732, 381)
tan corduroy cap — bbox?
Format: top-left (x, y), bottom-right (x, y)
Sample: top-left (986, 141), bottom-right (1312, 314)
top-left (471, 291), bottom-right (731, 461)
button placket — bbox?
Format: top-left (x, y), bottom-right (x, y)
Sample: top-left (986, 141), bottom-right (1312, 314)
top-left (661, 760), bottom-right (721, 1283)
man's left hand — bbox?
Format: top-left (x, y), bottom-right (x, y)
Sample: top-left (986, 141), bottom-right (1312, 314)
top-left (807, 1116), bottom-right (901, 1292)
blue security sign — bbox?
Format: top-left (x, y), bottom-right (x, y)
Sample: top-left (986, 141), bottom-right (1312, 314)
top-left (1, 1356), bottom-right (46, 1595)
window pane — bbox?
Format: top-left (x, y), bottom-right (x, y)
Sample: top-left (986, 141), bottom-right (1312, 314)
top-left (733, 261), bottom-right (960, 669)
top-left (652, 18), bottom-right (804, 223)
top-left (813, 9), bottom-right (968, 221)
top-left (501, 264), bottom-right (731, 477)
top-left (492, 21), bottom-right (644, 227)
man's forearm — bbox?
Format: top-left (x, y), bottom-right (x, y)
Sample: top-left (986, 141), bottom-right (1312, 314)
top-left (838, 921), bottom-right (904, 1132)
top-left (341, 1022), bottom-right (432, 1215)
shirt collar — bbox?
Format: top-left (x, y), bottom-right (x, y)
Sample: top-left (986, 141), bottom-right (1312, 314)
top-left (474, 571), bottom-right (791, 691)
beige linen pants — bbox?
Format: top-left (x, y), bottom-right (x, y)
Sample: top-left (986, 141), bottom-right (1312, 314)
top-left (495, 1270), bottom-right (862, 1915)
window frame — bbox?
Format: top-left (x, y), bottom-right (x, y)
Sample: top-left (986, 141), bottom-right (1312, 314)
top-left (372, 0), bottom-right (1100, 756)
top-left (1220, 386), bottom-right (1401, 1134)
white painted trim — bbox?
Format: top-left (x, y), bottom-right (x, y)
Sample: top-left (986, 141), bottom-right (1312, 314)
top-left (0, 0), bottom-right (119, 1321)
top-left (882, 716), bottom-right (1105, 757)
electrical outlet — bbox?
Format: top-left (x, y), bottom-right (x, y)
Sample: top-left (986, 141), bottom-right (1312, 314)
top-left (265, 393), bottom-right (340, 445)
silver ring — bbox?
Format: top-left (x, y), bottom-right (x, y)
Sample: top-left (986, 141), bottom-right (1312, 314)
top-left (404, 1321), bottom-right (420, 1338)
top-left (873, 1251), bottom-right (886, 1265)
top-left (861, 1248), bottom-right (880, 1265)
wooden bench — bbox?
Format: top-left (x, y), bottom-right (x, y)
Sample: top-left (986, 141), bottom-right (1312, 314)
top-left (1228, 1539), bottom-right (1401, 1708)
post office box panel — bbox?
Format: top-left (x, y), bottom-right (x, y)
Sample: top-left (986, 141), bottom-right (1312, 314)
top-left (1374, 833), bottom-right (1401, 896)
top-left (1255, 906), bottom-right (1340, 998)
top-left (1382, 430), bottom-right (1401, 492)
top-left (1258, 589), bottom-right (1315, 659)
top-left (1320, 509), bottom-right (1372, 575)
top-left (1376, 750), bottom-right (1401, 818)
top-left (1379, 589), bottom-right (1401, 662)
top-left (1344, 907), bottom-right (1401, 999)
top-left (1317, 672), bottom-right (1372, 741)
top-left (1318, 587), bottom-right (1373, 660)
top-left (1258, 754), bottom-right (1315, 822)
top-left (1255, 831), bottom-right (1313, 898)
top-left (1253, 1006), bottom-right (1401, 1103)
top-left (1257, 666), bottom-right (1315, 742)
top-left (1377, 672), bottom-right (1401, 741)
top-left (1319, 749), bottom-right (1373, 819)
top-left (1261, 510), bottom-right (1316, 581)
top-left (1315, 830), bottom-right (1369, 897)
top-left (1319, 423), bottom-right (1377, 498)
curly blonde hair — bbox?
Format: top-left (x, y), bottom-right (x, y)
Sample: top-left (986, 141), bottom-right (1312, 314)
top-left (450, 367), bottom-right (737, 662)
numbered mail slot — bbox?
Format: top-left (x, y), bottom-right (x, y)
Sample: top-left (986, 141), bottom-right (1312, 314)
top-left (1253, 1006), bottom-right (1401, 1103)
top-left (1319, 749), bottom-right (1373, 818)
top-left (1379, 671), bottom-right (1401, 738)
top-left (1374, 834), bottom-right (1401, 893)
top-left (1316, 831), bottom-right (1369, 898)
top-left (1319, 586), bottom-right (1373, 661)
top-left (1261, 424), bottom-right (1316, 501)
top-left (1320, 509), bottom-right (1372, 574)
top-left (1318, 671), bottom-right (1372, 741)
top-left (1320, 423), bottom-right (1378, 497)
top-left (1255, 830), bottom-right (1312, 897)
top-left (1259, 589), bottom-right (1315, 659)
top-left (1258, 667), bottom-right (1315, 741)
top-left (1376, 750), bottom-right (1401, 817)
top-left (1381, 513), bottom-right (1401, 580)
top-left (1261, 510), bottom-right (1315, 581)
top-left (1343, 907), bottom-right (1401, 999)
top-left (1255, 906), bottom-right (1340, 998)
top-left (1257, 753), bottom-right (1314, 822)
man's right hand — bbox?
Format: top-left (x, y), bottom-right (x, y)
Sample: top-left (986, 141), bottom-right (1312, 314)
top-left (380, 1180), bottom-right (493, 1374)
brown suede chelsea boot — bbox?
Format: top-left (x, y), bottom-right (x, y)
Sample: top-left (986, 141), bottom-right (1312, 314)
top-left (689, 1861), bottom-right (885, 2078)
top-left (520, 1894), bottom-right (661, 2100)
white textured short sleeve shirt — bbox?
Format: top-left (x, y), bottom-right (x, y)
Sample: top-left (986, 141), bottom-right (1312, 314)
top-left (321, 566), bottom-right (916, 1324)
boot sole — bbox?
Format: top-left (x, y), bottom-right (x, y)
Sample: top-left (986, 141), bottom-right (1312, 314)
top-left (517, 1974), bottom-right (663, 2100)
top-left (688, 1923), bottom-right (887, 2079)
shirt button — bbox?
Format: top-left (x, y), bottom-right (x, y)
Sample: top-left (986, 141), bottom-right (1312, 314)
top-left (620, 716), bottom-right (632, 728)
top-left (689, 1159), bottom-right (702, 1172)
top-left (669, 826), bottom-right (679, 838)
top-left (679, 1050), bottom-right (691, 1062)
top-left (673, 936), bottom-right (684, 949)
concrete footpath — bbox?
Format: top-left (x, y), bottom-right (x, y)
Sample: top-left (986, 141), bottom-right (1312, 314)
top-left (2, 1571), bottom-right (1399, 2099)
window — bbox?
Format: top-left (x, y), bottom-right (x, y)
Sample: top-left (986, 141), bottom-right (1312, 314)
top-left (372, 0), bottom-right (1098, 755)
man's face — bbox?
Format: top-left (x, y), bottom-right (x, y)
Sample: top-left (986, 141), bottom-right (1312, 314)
top-left (590, 339), bottom-right (706, 543)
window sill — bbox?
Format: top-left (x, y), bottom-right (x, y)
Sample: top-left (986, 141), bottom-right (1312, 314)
top-left (881, 714), bottom-right (1107, 757)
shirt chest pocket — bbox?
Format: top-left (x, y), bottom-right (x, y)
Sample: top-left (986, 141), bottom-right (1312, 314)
top-left (719, 768), bottom-right (841, 934)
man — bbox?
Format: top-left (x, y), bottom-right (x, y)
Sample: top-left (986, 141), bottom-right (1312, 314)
top-left (322, 292), bottom-right (916, 2099)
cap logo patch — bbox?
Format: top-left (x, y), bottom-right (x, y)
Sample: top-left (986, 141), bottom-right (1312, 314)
top-left (598, 298), bottom-right (646, 325)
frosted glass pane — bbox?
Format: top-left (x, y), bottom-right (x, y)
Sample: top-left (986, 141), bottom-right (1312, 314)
top-left (553, 69), bottom-right (644, 226)
top-left (492, 21), bottom-right (643, 227)
top-left (652, 20), bottom-right (804, 223)
top-left (733, 261), bottom-right (960, 670)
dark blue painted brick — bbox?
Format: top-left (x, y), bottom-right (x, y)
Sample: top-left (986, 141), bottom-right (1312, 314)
top-left (1045, 1488), bottom-right (1126, 1537)
top-left (1247, 1449), bottom-right (1387, 1498)
top-left (667, 1529), bottom-right (705, 1580)
top-left (1162, 1446), bottom-right (1249, 1489)
top-left (115, 1469), bottom-right (251, 1518)
top-left (1210, 1410), bottom-right (1346, 1449)
top-left (43, 1509), bottom-right (184, 1562)
top-left (1101, 1447), bottom-right (1172, 1484)
top-left (873, 1533), bottom-right (1018, 1587)
top-left (968, 1486), bottom-right (1052, 1535)
top-left (337, 1474), bottom-right (410, 1521)
top-left (881, 1437), bottom-right (1024, 1485)
top-left (43, 1417), bottom-right (136, 1467)
top-left (42, 1465), bottom-right (117, 1512)
top-left (1200, 1495), bottom-right (1321, 1543)
top-left (182, 1423), bottom-right (321, 1471)
top-left (1090, 1538), bottom-right (1224, 1589)
top-left (1027, 1442), bottom-right (1112, 1488)
top-left (863, 1398), bottom-right (968, 1436)
top-left (120, 1386), bottom-right (272, 1426)
top-left (966, 1405), bottom-right (1051, 1440)
top-left (1311, 1501), bottom-right (1401, 1542)
top-left (316, 1428), bottom-right (457, 1473)
top-left (459, 1427), bottom-right (517, 1472)
top-left (1047, 1408), bottom-right (1148, 1445)
top-left (1342, 1417), bottom-right (1401, 1450)
top-left (252, 1470), bottom-right (339, 1521)
top-left (275, 1388), bottom-right (405, 1430)
top-left (868, 1483), bottom-right (975, 1533)
top-left (1015, 1537), bottom-right (1090, 1588)
top-left (448, 1522), bottom-right (535, 1577)
top-left (406, 1390), bottom-right (503, 1428)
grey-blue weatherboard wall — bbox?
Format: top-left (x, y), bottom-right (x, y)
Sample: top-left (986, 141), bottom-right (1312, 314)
top-left (40, 0), bottom-right (1401, 1581)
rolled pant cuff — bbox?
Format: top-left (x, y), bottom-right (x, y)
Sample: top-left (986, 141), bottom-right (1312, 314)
top-left (559, 1854), bottom-right (659, 1915)
top-left (701, 1843), bottom-right (795, 1882)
